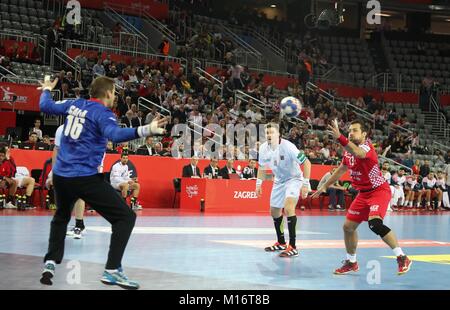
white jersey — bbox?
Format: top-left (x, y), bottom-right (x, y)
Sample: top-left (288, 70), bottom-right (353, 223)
top-left (436, 178), bottom-right (446, 190)
top-left (46, 125), bottom-right (65, 186)
top-left (110, 162), bottom-right (132, 185)
top-left (14, 166), bottom-right (30, 179)
top-left (398, 175), bottom-right (406, 187)
top-left (382, 171), bottom-right (391, 183)
top-left (55, 125), bottom-right (64, 147)
top-left (405, 176), bottom-right (417, 189)
top-left (258, 139), bottom-right (307, 184)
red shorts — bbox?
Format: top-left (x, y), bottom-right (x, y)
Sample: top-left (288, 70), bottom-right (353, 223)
top-left (346, 182), bottom-right (391, 223)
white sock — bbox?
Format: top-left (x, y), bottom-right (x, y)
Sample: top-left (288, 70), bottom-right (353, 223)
top-left (393, 247), bottom-right (404, 257)
top-left (105, 269), bottom-right (118, 273)
top-left (45, 260), bottom-right (56, 266)
top-left (408, 201), bottom-right (413, 207)
top-left (346, 253), bottom-right (357, 263)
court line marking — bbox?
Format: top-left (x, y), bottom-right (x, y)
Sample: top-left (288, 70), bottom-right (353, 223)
top-left (86, 226), bottom-right (328, 235)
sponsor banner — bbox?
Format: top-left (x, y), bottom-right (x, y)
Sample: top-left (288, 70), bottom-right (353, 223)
top-left (0, 82), bottom-right (41, 112)
top-left (180, 178), bottom-right (273, 213)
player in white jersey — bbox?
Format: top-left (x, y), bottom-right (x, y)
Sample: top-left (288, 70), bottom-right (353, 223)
top-left (256, 123), bottom-right (311, 257)
top-left (51, 125), bottom-right (87, 239)
top-left (390, 168), bottom-right (406, 210)
top-left (110, 153), bottom-right (141, 210)
top-left (403, 174), bottom-right (418, 209)
top-left (381, 162), bottom-right (391, 183)
top-left (435, 171), bottom-right (450, 210)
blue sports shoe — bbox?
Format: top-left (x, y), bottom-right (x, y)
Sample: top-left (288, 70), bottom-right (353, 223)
top-left (100, 267), bottom-right (140, 290)
top-left (40, 262), bottom-right (56, 285)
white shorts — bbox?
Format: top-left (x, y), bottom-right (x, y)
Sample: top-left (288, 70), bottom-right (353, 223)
top-left (390, 185), bottom-right (405, 202)
top-left (13, 177), bottom-right (27, 188)
top-left (111, 182), bottom-right (124, 190)
top-left (270, 178), bottom-right (302, 209)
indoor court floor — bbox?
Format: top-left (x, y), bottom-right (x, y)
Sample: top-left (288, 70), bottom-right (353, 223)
top-left (0, 209), bottom-right (449, 290)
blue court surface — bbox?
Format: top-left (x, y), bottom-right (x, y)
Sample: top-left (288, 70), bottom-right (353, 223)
top-left (0, 210), bottom-right (449, 290)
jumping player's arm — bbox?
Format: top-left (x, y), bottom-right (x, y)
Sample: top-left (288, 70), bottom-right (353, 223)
top-left (311, 164), bottom-right (348, 199)
top-left (327, 119), bottom-right (368, 159)
top-left (39, 90), bottom-right (76, 115)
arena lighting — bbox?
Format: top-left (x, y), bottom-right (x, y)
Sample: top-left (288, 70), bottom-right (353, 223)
top-left (429, 5), bottom-right (446, 10)
top-left (270, 4), bottom-right (277, 8)
top-left (375, 13), bottom-right (392, 17)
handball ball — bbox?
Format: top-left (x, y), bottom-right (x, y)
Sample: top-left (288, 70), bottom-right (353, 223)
top-left (280, 96), bottom-right (302, 118)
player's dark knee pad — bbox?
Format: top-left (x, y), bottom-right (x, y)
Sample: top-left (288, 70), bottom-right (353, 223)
top-left (368, 218), bottom-right (391, 238)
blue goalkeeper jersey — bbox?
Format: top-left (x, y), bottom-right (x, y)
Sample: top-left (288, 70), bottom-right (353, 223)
top-left (40, 90), bottom-right (138, 177)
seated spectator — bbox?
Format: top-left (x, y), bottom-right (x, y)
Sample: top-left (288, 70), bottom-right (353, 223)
top-left (203, 158), bottom-right (220, 179)
top-left (0, 147), bottom-right (19, 209)
top-left (23, 132), bottom-right (39, 150)
top-left (242, 159), bottom-right (258, 179)
top-left (145, 108), bottom-right (158, 125)
top-left (105, 141), bottom-right (118, 154)
top-left (74, 50), bottom-right (88, 70)
top-left (30, 119), bottom-right (43, 140)
top-left (390, 168), bottom-right (406, 210)
top-left (160, 142), bottom-right (172, 157)
top-left (42, 135), bottom-right (52, 147)
top-left (116, 142), bottom-right (134, 155)
top-left (219, 159), bottom-right (237, 179)
top-left (435, 171), bottom-right (449, 211)
top-left (422, 172), bottom-right (437, 211)
top-left (318, 167), bottom-right (345, 211)
top-left (61, 83), bottom-right (74, 98)
top-left (110, 153), bottom-right (141, 210)
top-left (13, 165), bottom-right (36, 210)
top-left (136, 136), bottom-right (155, 156)
top-left (120, 110), bottom-right (139, 128)
top-left (182, 157), bottom-right (201, 178)
top-left (66, 71), bottom-right (78, 90)
top-left (92, 58), bottom-right (105, 77)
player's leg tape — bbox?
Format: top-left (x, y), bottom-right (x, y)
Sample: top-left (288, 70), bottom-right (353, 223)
top-left (368, 218), bottom-right (391, 238)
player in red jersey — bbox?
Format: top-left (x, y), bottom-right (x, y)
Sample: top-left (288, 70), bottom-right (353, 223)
top-left (312, 119), bottom-right (412, 275)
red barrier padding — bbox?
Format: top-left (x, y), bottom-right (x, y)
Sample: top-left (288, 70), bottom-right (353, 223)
top-left (9, 149), bottom-right (348, 209)
top-left (0, 111), bottom-right (16, 135)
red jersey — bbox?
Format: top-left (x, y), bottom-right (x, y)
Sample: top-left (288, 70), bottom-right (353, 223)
top-left (342, 140), bottom-right (386, 191)
top-left (0, 158), bottom-right (16, 178)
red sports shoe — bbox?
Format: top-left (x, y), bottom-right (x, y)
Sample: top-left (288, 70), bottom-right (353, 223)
top-left (264, 242), bottom-right (287, 252)
top-left (334, 260), bottom-right (359, 275)
top-left (397, 255), bottom-right (412, 275)
top-left (279, 245), bottom-right (299, 257)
